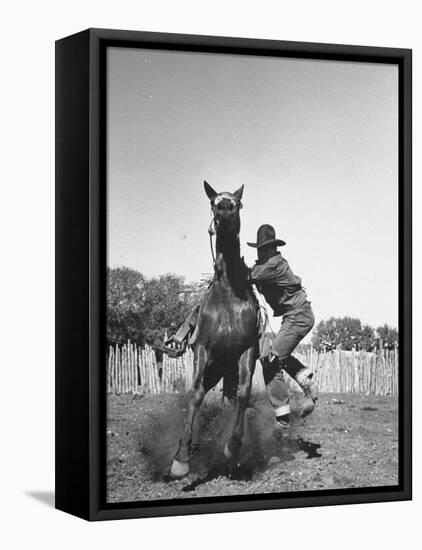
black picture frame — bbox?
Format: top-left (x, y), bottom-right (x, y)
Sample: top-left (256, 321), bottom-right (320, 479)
top-left (55, 28), bottom-right (412, 521)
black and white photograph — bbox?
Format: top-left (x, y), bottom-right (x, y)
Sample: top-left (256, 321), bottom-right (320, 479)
top-left (3, 0), bottom-right (421, 543)
top-left (105, 45), bottom-right (401, 503)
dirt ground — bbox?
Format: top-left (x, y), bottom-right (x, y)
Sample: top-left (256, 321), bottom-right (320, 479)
top-left (106, 388), bottom-right (399, 503)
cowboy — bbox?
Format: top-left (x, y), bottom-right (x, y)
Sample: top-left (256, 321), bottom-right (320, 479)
top-left (247, 224), bottom-right (318, 428)
top-left (164, 224), bottom-right (318, 428)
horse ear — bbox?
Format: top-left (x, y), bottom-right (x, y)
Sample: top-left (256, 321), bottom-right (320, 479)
top-left (233, 184), bottom-right (244, 201)
top-left (204, 180), bottom-right (218, 201)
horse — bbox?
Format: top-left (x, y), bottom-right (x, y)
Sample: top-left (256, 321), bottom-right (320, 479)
top-left (170, 181), bottom-right (260, 478)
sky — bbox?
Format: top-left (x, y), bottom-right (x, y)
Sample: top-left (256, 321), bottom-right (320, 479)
top-left (107, 47), bottom-right (398, 330)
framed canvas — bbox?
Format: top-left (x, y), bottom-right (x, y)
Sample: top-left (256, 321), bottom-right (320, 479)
top-left (55, 28), bottom-right (412, 521)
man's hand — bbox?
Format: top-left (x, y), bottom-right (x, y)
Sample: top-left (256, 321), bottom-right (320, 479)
top-left (241, 257), bottom-right (254, 283)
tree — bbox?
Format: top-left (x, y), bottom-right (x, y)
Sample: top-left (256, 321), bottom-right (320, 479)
top-left (106, 267), bottom-right (207, 346)
top-left (360, 324), bottom-right (376, 351)
top-left (376, 324), bottom-right (398, 350)
top-left (106, 267), bottom-right (146, 344)
top-left (311, 316), bottom-right (375, 351)
top-left (141, 274), bottom-right (202, 346)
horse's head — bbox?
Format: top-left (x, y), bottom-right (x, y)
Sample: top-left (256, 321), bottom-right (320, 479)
top-left (204, 180), bottom-right (244, 237)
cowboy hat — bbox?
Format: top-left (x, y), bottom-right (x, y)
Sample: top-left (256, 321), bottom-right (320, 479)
top-left (247, 224), bottom-right (286, 248)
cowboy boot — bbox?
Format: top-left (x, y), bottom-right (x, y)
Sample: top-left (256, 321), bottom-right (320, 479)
top-left (262, 357), bottom-right (292, 429)
top-left (162, 307), bottom-right (200, 356)
top-left (295, 368), bottom-right (319, 418)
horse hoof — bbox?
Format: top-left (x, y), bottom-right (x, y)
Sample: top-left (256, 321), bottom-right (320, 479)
top-left (223, 442), bottom-right (232, 459)
top-left (170, 459), bottom-right (190, 478)
top-left (299, 396), bottom-right (316, 418)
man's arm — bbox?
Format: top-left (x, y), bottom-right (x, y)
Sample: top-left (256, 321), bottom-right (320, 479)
top-left (250, 261), bottom-right (280, 285)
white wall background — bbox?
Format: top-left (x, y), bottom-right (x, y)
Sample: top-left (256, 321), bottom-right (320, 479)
top-left (0, 1), bottom-right (419, 548)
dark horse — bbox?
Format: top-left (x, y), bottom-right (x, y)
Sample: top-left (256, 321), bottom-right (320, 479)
top-left (170, 181), bottom-right (260, 478)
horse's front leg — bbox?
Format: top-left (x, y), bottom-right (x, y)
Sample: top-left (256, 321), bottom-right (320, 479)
top-left (170, 344), bottom-right (208, 478)
top-left (224, 347), bottom-right (256, 460)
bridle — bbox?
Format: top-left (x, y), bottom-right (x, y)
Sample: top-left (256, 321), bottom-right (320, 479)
top-left (208, 193), bottom-right (243, 270)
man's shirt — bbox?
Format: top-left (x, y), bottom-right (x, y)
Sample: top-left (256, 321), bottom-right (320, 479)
top-left (250, 252), bottom-right (308, 316)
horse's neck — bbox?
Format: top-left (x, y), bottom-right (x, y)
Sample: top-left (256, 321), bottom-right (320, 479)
top-left (215, 234), bottom-right (243, 288)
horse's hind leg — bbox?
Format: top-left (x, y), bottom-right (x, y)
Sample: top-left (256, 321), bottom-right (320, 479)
top-left (170, 345), bottom-right (208, 478)
top-left (224, 347), bottom-right (256, 460)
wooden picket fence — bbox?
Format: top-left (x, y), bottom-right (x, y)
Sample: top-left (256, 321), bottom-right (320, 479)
top-left (106, 342), bottom-right (398, 397)
top-left (293, 347), bottom-right (398, 396)
top-left (107, 342), bottom-right (195, 395)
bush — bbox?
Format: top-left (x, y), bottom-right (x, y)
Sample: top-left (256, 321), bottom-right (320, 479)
top-left (106, 267), bottom-right (205, 346)
top-left (311, 317), bottom-right (398, 352)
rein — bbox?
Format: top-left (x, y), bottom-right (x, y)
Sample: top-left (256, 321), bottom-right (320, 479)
top-left (208, 217), bottom-right (217, 269)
